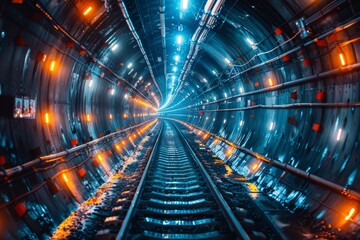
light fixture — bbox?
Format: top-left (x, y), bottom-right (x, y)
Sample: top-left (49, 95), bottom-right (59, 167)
top-left (174, 55), bottom-right (180, 62)
top-left (269, 121), bottom-right (275, 130)
top-left (50, 60), bottom-right (56, 72)
top-left (336, 128), bottom-right (342, 141)
top-left (45, 113), bottom-right (49, 124)
top-left (127, 62), bottom-right (133, 69)
top-left (212, 70), bottom-right (217, 75)
top-left (173, 66), bottom-right (178, 72)
top-left (177, 35), bottom-right (183, 45)
top-left (62, 173), bottom-right (69, 183)
top-left (268, 78), bottom-right (274, 86)
top-left (110, 88), bottom-right (115, 95)
top-left (83, 7), bottom-right (93, 16)
top-left (345, 208), bottom-right (355, 221)
top-left (224, 58), bottom-right (231, 64)
top-left (339, 53), bottom-right (346, 66)
top-left (181, 0), bottom-right (189, 10)
top-left (111, 44), bottom-right (119, 51)
top-left (246, 38), bottom-right (255, 46)
top-left (89, 80), bottom-right (93, 88)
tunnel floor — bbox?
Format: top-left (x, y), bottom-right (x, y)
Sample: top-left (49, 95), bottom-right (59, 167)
top-left (50, 120), bottom-right (335, 239)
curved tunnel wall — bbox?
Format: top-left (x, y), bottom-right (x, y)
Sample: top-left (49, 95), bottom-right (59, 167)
top-left (0, 0), bottom-right (360, 238)
top-left (166, 0), bottom-right (360, 234)
top-left (0, 1), bottom-right (157, 238)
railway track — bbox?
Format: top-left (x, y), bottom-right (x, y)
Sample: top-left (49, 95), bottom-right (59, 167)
top-left (115, 120), bottom-right (250, 239)
top-left (54, 119), bottom-right (323, 239)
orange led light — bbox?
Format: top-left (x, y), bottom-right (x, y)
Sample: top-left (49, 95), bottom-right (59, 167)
top-left (97, 154), bottom-right (103, 161)
top-left (83, 7), bottom-right (93, 16)
top-left (268, 78), bottom-right (274, 86)
top-left (226, 147), bottom-right (234, 157)
top-left (45, 113), bottom-right (49, 124)
top-left (202, 133), bottom-right (209, 140)
top-left (345, 208), bottom-right (355, 221)
top-left (115, 144), bottom-right (120, 151)
top-left (86, 114), bottom-right (91, 122)
top-left (109, 113), bottom-right (113, 120)
top-left (62, 173), bottom-right (68, 183)
top-left (122, 140), bottom-right (125, 145)
top-left (339, 53), bottom-right (346, 66)
top-left (50, 60), bottom-right (56, 72)
top-left (252, 163), bottom-right (259, 171)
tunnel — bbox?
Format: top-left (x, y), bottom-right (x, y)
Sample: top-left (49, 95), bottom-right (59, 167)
top-left (0, 0), bottom-right (360, 239)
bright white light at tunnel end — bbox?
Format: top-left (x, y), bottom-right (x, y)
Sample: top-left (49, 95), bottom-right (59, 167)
top-left (174, 55), bottom-right (180, 62)
top-left (176, 35), bottom-right (183, 45)
top-left (181, 0), bottom-right (189, 10)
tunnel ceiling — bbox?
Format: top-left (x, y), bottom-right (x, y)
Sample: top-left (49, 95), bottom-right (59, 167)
top-left (13, 0), bottom-right (355, 109)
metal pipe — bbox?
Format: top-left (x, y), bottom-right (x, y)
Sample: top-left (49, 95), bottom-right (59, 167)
top-left (118, 0), bottom-right (163, 104)
top-left (164, 62), bottom-right (360, 113)
top-left (166, 102), bottom-right (360, 114)
top-left (0, 119), bottom-right (155, 178)
top-left (170, 119), bottom-right (360, 201)
top-left (165, 0), bottom-right (220, 107)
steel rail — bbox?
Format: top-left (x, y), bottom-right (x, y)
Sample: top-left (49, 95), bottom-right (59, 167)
top-left (171, 121), bottom-right (251, 240)
top-left (116, 122), bottom-right (164, 239)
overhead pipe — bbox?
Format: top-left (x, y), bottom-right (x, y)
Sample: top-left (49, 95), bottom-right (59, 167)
top-left (159, 0), bottom-right (167, 99)
top-left (201, 62), bottom-right (360, 107)
top-left (163, 0), bottom-right (217, 107)
top-left (162, 0), bottom-right (221, 109)
top-left (118, 0), bottom-right (163, 105)
top-left (164, 62), bottom-right (360, 113)
top-left (170, 102), bottom-right (360, 114)
top-left (169, 0), bottom-right (224, 106)
top-left (33, 2), bottom-right (156, 107)
top-left (171, 119), bottom-right (360, 201)
top-left (0, 119), bottom-right (155, 178)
